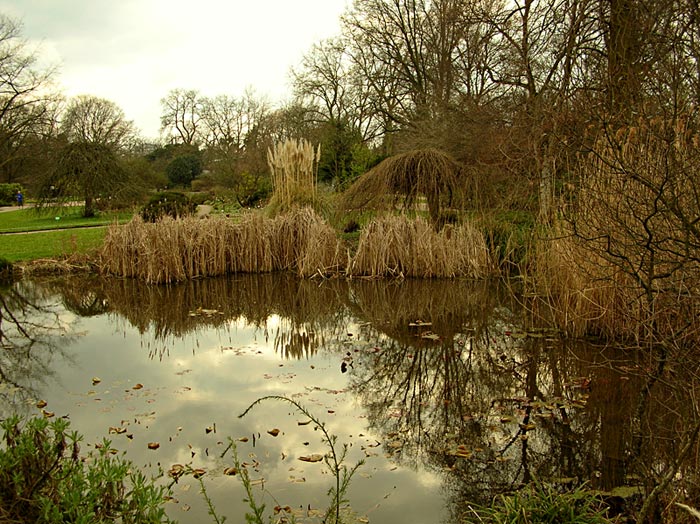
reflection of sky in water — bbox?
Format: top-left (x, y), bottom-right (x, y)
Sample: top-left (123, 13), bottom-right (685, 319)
top-left (31, 311), bottom-right (447, 524)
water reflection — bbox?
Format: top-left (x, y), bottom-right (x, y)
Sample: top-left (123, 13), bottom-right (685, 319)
top-left (0, 279), bottom-right (76, 416)
top-left (1, 274), bottom-right (699, 521)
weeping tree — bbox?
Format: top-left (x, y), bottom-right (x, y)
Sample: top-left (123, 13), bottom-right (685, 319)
top-left (39, 142), bottom-right (130, 217)
top-left (340, 148), bottom-right (464, 227)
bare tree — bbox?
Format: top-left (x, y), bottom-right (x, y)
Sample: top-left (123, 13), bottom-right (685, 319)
top-left (0, 15), bottom-right (58, 183)
top-left (160, 88), bottom-right (202, 146)
top-left (61, 95), bottom-right (135, 150)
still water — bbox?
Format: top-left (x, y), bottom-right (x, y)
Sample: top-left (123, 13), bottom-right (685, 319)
top-left (1, 274), bottom-right (695, 522)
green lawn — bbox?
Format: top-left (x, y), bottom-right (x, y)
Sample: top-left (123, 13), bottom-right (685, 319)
top-left (0, 207), bottom-right (134, 262)
top-left (0, 227), bottom-right (108, 262)
top-left (0, 207), bottom-right (134, 233)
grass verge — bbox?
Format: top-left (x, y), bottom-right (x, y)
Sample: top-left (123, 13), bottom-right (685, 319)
top-left (0, 227), bottom-right (107, 262)
top-left (0, 207), bottom-right (133, 233)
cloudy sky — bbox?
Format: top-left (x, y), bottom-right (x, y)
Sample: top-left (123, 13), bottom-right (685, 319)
top-left (0, 0), bottom-right (350, 139)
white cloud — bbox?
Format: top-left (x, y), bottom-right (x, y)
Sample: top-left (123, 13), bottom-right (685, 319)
top-left (0, 0), bottom-right (349, 138)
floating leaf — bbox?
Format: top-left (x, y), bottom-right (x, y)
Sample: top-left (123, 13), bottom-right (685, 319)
top-left (237, 437), bottom-right (249, 442)
top-left (205, 425), bottom-right (216, 434)
top-left (224, 467), bottom-right (238, 476)
top-left (132, 383), bottom-right (143, 390)
top-left (42, 410), bottom-right (55, 418)
top-left (268, 429), bottom-right (280, 437)
top-left (168, 464), bottom-right (185, 479)
top-left (109, 426), bottom-right (127, 434)
top-left (36, 400), bottom-right (47, 409)
top-left (297, 420), bottom-right (311, 426)
top-left (92, 377), bottom-right (101, 385)
top-left (299, 454), bottom-right (324, 463)
top-left (147, 442), bottom-right (160, 450)
top-left (192, 468), bottom-right (206, 478)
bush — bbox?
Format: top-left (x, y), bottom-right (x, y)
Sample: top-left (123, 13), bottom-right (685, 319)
top-left (140, 191), bottom-right (196, 222)
top-left (0, 183), bottom-right (22, 205)
top-left (165, 155), bottom-right (202, 187)
top-left (467, 482), bottom-right (614, 524)
top-left (0, 415), bottom-right (172, 523)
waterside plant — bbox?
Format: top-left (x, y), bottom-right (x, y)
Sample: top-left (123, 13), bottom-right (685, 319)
top-left (99, 208), bottom-right (493, 283)
top-left (0, 415), bottom-right (172, 523)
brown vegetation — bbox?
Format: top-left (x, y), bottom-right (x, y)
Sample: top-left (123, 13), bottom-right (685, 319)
top-left (99, 207), bottom-right (343, 284)
top-left (266, 138), bottom-right (321, 215)
top-left (348, 214), bottom-right (490, 278)
top-left (99, 209), bottom-right (493, 284)
top-left (340, 148), bottom-right (464, 227)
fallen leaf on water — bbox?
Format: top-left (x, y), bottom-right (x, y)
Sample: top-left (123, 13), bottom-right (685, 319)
top-left (108, 426), bottom-right (127, 434)
top-left (147, 442), bottom-right (160, 450)
top-left (299, 454), bottom-right (324, 463)
top-left (181, 504), bottom-right (191, 512)
top-left (92, 377), bottom-right (101, 385)
top-left (268, 429), bottom-right (280, 437)
top-left (132, 383), bottom-right (143, 390)
top-left (224, 467), bottom-right (238, 476)
top-left (237, 437), bottom-right (249, 442)
top-left (36, 400), bottom-right (47, 409)
top-left (297, 420), bottom-right (311, 426)
top-left (192, 468), bottom-right (206, 478)
top-left (168, 464), bottom-right (185, 479)
top-left (205, 425), bottom-right (216, 434)
top-left (42, 410), bottom-right (55, 418)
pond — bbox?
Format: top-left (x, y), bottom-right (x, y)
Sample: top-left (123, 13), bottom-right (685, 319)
top-left (1, 273), bottom-right (697, 522)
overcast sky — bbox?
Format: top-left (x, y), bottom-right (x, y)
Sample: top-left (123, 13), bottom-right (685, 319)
top-left (0, 0), bottom-right (350, 139)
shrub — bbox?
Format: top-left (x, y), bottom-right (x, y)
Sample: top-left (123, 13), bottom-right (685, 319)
top-left (0, 415), bottom-right (172, 523)
top-left (0, 183), bottom-right (22, 205)
top-left (165, 154), bottom-right (202, 187)
top-left (140, 191), bottom-right (196, 222)
top-left (466, 482), bottom-right (615, 524)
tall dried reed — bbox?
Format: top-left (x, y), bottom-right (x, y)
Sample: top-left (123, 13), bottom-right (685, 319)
top-left (535, 117), bottom-right (700, 343)
top-left (267, 138), bottom-right (320, 214)
top-left (348, 214), bottom-right (492, 278)
top-left (99, 208), bottom-right (343, 284)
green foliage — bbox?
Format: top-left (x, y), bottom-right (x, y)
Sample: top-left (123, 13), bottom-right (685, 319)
top-left (0, 183), bottom-right (22, 205)
top-left (0, 228), bottom-right (107, 262)
top-left (165, 154), bottom-right (202, 187)
top-left (140, 191), bottom-right (196, 222)
top-left (0, 415), bottom-right (172, 523)
top-left (39, 141), bottom-right (129, 218)
top-left (466, 482), bottom-right (615, 524)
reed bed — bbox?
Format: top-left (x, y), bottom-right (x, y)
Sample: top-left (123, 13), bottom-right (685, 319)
top-left (100, 208), bottom-right (343, 284)
top-left (347, 214), bottom-right (492, 278)
top-left (533, 229), bottom-right (644, 340)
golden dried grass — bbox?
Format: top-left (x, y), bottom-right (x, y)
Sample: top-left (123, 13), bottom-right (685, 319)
top-left (267, 138), bottom-right (320, 214)
top-left (348, 214), bottom-right (492, 278)
top-left (99, 208), bottom-right (343, 284)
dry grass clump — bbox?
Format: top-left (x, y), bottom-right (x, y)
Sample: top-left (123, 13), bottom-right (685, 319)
top-left (532, 229), bottom-right (644, 339)
top-left (271, 207), bottom-right (345, 277)
top-left (99, 208), bottom-right (343, 284)
top-left (267, 138), bottom-right (320, 215)
top-left (348, 214), bottom-right (492, 278)
top-left (340, 148), bottom-right (464, 226)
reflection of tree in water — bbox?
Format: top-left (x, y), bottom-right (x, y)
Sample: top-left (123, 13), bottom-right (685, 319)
top-left (42, 274), bottom-right (352, 360)
top-left (342, 277), bottom-right (700, 518)
top-left (29, 274), bottom-right (700, 518)
top-left (0, 279), bottom-right (74, 416)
